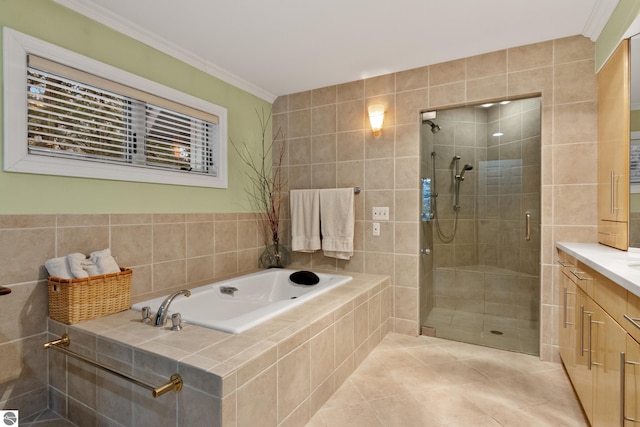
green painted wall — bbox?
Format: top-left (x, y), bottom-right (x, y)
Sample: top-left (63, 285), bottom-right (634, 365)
top-left (595, 0), bottom-right (640, 70)
top-left (0, 0), bottom-right (272, 214)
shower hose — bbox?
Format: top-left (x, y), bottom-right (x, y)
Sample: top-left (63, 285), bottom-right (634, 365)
top-left (430, 151), bottom-right (458, 243)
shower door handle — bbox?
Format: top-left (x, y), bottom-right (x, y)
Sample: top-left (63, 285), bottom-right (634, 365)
top-left (525, 211), bottom-right (531, 241)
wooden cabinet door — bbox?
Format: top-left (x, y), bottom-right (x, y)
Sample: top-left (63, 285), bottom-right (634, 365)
top-left (559, 270), bottom-right (577, 378)
top-left (574, 287), bottom-right (594, 424)
top-left (594, 267), bottom-right (629, 329)
top-left (624, 335), bottom-right (640, 426)
top-left (626, 292), bottom-right (640, 343)
top-left (592, 303), bottom-right (626, 426)
top-left (598, 38), bottom-right (630, 249)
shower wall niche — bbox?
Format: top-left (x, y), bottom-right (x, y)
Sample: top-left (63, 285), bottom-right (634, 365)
top-left (420, 98), bottom-right (541, 355)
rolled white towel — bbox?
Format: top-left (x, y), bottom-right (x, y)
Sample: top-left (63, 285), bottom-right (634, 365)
top-left (81, 259), bottom-right (100, 277)
top-left (44, 256), bottom-right (73, 279)
top-left (67, 253), bottom-right (89, 278)
top-left (90, 248), bottom-right (121, 274)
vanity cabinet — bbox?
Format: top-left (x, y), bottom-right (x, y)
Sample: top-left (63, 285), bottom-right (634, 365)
top-left (598, 39), bottom-right (630, 250)
top-left (557, 249), bottom-right (640, 426)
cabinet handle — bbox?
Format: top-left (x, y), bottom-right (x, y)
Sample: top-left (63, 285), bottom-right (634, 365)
top-left (563, 288), bottom-right (575, 328)
top-left (611, 170), bottom-right (615, 214)
top-left (622, 352), bottom-right (626, 427)
top-left (587, 313), bottom-right (592, 370)
top-left (525, 211), bottom-right (531, 241)
top-left (625, 314), bottom-right (640, 330)
top-left (590, 318), bottom-right (604, 367)
top-left (580, 305), bottom-right (585, 357)
top-left (620, 352), bottom-right (640, 425)
top-left (570, 270), bottom-right (590, 281)
top-left (557, 260), bottom-right (573, 267)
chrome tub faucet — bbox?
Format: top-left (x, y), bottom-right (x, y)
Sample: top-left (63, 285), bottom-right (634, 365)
top-left (153, 289), bottom-right (191, 326)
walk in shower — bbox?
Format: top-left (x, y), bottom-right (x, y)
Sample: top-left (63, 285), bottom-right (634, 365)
top-left (420, 98), bottom-right (541, 355)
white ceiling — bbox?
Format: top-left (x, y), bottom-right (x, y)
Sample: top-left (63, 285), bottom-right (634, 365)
top-left (55, 0), bottom-right (619, 102)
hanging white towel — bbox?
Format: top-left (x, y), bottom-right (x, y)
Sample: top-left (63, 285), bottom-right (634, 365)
top-left (290, 189), bottom-right (321, 252)
top-left (319, 188), bottom-right (354, 260)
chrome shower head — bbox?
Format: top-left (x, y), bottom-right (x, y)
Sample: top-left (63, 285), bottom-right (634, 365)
top-left (424, 120), bottom-right (441, 134)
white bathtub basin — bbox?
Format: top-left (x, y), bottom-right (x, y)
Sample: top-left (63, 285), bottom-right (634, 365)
top-left (132, 269), bottom-right (352, 333)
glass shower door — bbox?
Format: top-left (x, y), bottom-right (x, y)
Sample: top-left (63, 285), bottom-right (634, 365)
top-left (421, 98), bottom-right (541, 355)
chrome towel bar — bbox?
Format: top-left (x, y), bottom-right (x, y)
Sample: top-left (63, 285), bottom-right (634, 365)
top-left (43, 333), bottom-right (182, 398)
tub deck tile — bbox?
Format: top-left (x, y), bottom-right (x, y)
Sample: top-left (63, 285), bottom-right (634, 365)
top-left (47, 271), bottom-right (391, 427)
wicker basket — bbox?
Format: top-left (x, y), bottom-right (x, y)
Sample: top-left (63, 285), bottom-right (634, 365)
top-left (47, 268), bottom-right (132, 324)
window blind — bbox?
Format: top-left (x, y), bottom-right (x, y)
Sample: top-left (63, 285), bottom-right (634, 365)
top-left (26, 55), bottom-right (219, 176)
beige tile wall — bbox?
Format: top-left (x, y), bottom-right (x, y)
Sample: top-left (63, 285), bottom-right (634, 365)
top-left (273, 35), bottom-right (599, 362)
top-left (0, 213), bottom-right (266, 418)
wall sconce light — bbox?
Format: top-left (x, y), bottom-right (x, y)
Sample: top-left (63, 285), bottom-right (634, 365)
top-left (368, 104), bottom-right (385, 136)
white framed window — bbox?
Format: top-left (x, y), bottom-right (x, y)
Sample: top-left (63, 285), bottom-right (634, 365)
top-left (3, 27), bottom-right (228, 188)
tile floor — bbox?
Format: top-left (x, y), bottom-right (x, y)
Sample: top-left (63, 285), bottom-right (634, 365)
top-left (19, 333), bottom-right (586, 427)
top-left (425, 307), bottom-right (540, 355)
top-left (306, 332), bottom-right (588, 427)
top-left (17, 409), bottom-right (75, 427)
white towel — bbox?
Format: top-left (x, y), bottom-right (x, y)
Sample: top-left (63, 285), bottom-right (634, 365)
top-left (290, 189), bottom-right (321, 252)
top-left (67, 253), bottom-right (89, 278)
top-left (81, 259), bottom-right (100, 277)
top-left (44, 256), bottom-right (73, 279)
top-left (319, 188), bottom-right (355, 260)
top-left (90, 248), bottom-right (121, 274)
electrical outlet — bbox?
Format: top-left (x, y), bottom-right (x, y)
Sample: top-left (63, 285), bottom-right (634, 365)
top-left (372, 222), bottom-right (380, 236)
top-left (372, 206), bottom-right (389, 220)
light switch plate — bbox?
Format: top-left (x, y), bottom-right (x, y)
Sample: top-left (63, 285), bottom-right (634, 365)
top-left (372, 207), bottom-right (389, 220)
top-left (372, 222), bottom-right (380, 236)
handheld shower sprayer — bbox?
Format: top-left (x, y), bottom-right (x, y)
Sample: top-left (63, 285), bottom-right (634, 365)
top-left (452, 156), bottom-right (473, 211)
top-left (458, 164), bottom-right (473, 181)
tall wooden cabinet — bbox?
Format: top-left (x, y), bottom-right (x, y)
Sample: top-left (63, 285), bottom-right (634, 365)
top-left (557, 249), bottom-right (640, 426)
top-left (598, 39), bottom-right (630, 250)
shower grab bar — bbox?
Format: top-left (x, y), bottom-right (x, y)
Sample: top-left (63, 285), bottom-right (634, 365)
top-left (43, 334), bottom-right (183, 398)
top-left (525, 211), bottom-right (531, 241)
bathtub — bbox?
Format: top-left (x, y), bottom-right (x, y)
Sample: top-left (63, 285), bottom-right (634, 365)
top-left (132, 269), bottom-right (352, 333)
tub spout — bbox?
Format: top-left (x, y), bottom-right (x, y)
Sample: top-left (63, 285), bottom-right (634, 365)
top-left (153, 289), bottom-right (191, 327)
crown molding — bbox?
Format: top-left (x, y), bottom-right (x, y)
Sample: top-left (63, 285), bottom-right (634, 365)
top-left (582, 0), bottom-right (620, 41)
top-left (53, 0), bottom-right (277, 103)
